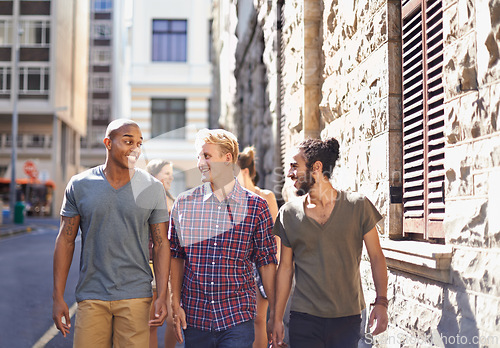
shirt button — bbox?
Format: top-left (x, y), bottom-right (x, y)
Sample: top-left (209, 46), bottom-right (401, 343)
top-left (218, 206), bottom-right (221, 209)
top-left (212, 262), bottom-right (215, 265)
top-left (214, 242), bottom-right (217, 246)
top-left (211, 300), bottom-right (215, 304)
top-left (211, 282), bottom-right (214, 285)
top-left (216, 224), bottom-right (219, 228)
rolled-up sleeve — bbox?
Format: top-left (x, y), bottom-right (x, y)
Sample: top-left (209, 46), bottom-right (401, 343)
top-left (252, 200), bottom-right (277, 268)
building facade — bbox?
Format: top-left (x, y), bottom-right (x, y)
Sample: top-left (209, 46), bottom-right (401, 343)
top-left (81, 0), bottom-right (128, 169)
top-left (212, 0), bottom-right (500, 345)
top-left (0, 0), bottom-right (89, 217)
top-left (128, 0), bottom-right (212, 194)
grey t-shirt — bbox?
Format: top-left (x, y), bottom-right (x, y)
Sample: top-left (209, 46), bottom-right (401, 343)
top-left (61, 165), bottom-right (169, 302)
top-left (273, 190), bottom-right (382, 318)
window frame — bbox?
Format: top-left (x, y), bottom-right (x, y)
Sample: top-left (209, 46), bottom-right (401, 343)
top-left (19, 20), bottom-right (50, 47)
top-left (151, 98), bottom-right (186, 139)
top-left (18, 65), bottom-right (49, 96)
top-left (401, 0), bottom-right (445, 241)
top-left (94, 0), bottom-right (112, 12)
top-left (152, 19), bottom-right (187, 62)
top-left (93, 22), bottom-right (111, 40)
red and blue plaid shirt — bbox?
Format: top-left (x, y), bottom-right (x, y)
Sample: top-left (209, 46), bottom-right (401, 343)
top-left (169, 180), bottom-right (277, 331)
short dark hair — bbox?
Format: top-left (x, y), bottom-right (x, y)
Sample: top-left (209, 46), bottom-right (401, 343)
top-left (298, 138), bottom-right (340, 179)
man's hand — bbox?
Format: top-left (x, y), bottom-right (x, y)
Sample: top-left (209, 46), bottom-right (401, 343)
top-left (272, 320), bottom-right (287, 347)
top-left (172, 304), bottom-right (187, 343)
top-left (266, 315), bottom-right (274, 345)
top-left (368, 304), bottom-right (388, 335)
top-left (52, 297), bottom-right (71, 337)
top-left (149, 296), bottom-right (168, 327)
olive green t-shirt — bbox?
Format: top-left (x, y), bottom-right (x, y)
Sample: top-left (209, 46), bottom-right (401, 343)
top-left (272, 190), bottom-right (382, 318)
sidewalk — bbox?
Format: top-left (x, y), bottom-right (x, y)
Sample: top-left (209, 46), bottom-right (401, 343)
top-left (0, 216), bottom-right (59, 239)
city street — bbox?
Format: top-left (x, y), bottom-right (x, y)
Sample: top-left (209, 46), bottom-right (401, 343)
top-left (0, 219), bottom-right (79, 347)
top-left (0, 218), bottom-right (182, 348)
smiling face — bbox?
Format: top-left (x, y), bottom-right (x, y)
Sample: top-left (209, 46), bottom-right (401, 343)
top-left (288, 148), bottom-right (316, 196)
top-left (104, 124), bottom-right (143, 170)
top-left (155, 163), bottom-right (174, 191)
top-left (197, 142), bottom-right (233, 185)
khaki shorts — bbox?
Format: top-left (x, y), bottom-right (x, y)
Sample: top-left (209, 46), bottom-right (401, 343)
top-left (73, 297), bottom-right (152, 348)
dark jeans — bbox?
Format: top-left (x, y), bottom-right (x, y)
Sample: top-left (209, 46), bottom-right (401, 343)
top-left (289, 311), bottom-right (361, 348)
top-left (184, 319), bottom-right (255, 348)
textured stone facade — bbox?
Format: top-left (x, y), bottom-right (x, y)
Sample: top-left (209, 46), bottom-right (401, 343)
top-left (212, 0), bottom-right (500, 345)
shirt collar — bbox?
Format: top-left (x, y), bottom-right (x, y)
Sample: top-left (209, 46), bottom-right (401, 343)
top-left (201, 179), bottom-right (246, 205)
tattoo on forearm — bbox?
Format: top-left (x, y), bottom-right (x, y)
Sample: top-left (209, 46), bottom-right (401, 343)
top-left (151, 224), bottom-right (163, 247)
top-left (64, 216), bottom-right (78, 236)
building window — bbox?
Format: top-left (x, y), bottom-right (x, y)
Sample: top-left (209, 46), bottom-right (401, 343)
top-left (94, 0), bottom-right (112, 11)
top-left (20, 20), bottom-right (50, 46)
top-left (18, 66), bottom-right (49, 97)
top-left (0, 66), bottom-right (10, 94)
top-left (91, 102), bottom-right (110, 120)
top-left (92, 75), bottom-right (110, 91)
top-left (93, 48), bottom-right (111, 65)
top-left (401, 0), bottom-right (445, 240)
top-left (26, 134), bottom-right (46, 148)
top-left (151, 98), bottom-right (186, 139)
top-left (152, 19), bottom-right (187, 62)
top-left (0, 20), bottom-right (11, 45)
top-left (94, 23), bottom-right (111, 39)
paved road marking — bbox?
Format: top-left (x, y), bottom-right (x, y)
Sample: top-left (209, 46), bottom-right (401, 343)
top-left (32, 302), bottom-right (78, 348)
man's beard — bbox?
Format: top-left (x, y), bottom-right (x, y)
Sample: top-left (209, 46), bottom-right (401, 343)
top-left (295, 169), bottom-right (315, 196)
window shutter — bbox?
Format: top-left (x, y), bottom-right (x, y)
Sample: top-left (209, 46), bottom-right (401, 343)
top-left (402, 0), bottom-right (445, 240)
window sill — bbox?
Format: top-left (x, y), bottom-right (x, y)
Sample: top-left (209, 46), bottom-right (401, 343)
top-left (381, 240), bottom-right (453, 283)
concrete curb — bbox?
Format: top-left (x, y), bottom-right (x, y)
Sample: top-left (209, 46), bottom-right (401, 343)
top-left (0, 225), bottom-right (34, 239)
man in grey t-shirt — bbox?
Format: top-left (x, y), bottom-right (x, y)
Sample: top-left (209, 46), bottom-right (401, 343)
top-left (52, 119), bottom-right (171, 347)
top-left (271, 138), bottom-right (388, 348)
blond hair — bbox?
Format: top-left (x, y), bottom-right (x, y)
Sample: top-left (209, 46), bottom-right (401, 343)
top-left (195, 128), bottom-right (239, 163)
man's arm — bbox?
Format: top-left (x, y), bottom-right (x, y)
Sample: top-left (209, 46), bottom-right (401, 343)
top-left (272, 244), bottom-right (294, 348)
top-left (149, 221), bottom-right (171, 327)
top-left (170, 257), bottom-right (186, 343)
top-left (258, 262), bottom-right (277, 340)
top-left (52, 215), bottom-right (80, 337)
top-left (363, 227), bottom-right (388, 335)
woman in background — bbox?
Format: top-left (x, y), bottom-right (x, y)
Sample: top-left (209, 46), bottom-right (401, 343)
top-left (237, 147), bottom-right (280, 348)
top-left (146, 159), bottom-right (178, 348)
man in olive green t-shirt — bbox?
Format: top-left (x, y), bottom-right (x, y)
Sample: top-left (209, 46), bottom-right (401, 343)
top-left (271, 138), bottom-right (388, 348)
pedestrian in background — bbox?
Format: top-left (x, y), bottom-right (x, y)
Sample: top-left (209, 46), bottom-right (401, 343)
top-left (52, 119), bottom-right (171, 347)
top-left (169, 129), bottom-right (278, 348)
top-left (272, 138), bottom-right (388, 348)
top-left (146, 159), bottom-right (178, 348)
top-left (237, 146), bottom-right (280, 348)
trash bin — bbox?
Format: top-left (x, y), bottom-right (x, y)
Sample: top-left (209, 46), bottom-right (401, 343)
top-left (14, 201), bottom-right (25, 224)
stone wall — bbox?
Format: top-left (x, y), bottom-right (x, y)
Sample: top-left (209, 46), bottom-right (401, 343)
top-left (214, 0), bottom-right (500, 345)
top-left (233, 0), bottom-right (279, 191)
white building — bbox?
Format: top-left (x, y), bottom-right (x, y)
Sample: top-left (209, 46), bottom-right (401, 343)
top-left (129, 0), bottom-right (212, 194)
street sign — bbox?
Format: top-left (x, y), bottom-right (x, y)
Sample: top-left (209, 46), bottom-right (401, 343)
top-left (23, 160), bottom-right (38, 180)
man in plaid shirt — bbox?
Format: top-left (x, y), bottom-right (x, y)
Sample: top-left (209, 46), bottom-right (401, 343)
top-left (169, 129), bottom-right (278, 348)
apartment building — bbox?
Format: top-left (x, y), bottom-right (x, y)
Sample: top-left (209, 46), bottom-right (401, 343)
top-left (81, 0), bottom-right (128, 169)
top-left (129, 0), bottom-right (212, 194)
top-left (0, 0), bottom-right (89, 217)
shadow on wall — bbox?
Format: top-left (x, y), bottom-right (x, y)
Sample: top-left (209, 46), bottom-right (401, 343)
top-left (358, 267), bottom-right (484, 348)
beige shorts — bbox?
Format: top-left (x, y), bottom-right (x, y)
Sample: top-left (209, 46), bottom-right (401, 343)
top-left (74, 297), bottom-right (152, 348)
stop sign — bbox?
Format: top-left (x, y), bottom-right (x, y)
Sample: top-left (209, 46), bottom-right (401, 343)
top-left (24, 161), bottom-right (39, 179)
